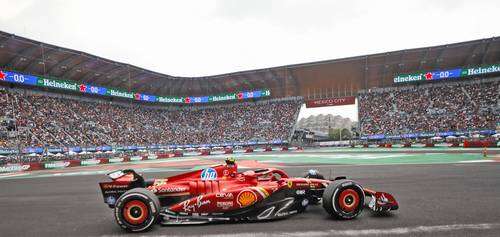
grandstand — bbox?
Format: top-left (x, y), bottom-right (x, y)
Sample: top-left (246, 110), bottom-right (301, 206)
top-left (359, 78), bottom-right (498, 135)
top-left (0, 30), bottom-right (499, 155)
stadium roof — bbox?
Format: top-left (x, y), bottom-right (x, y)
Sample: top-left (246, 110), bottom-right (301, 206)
top-left (1, 30), bottom-right (499, 99)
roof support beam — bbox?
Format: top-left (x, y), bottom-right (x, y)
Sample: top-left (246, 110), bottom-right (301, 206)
top-left (432, 46), bottom-right (447, 69)
top-left (61, 57), bottom-right (94, 79)
top-left (286, 68), bottom-right (300, 96)
top-left (417, 48), bottom-right (431, 71)
top-left (152, 80), bottom-right (167, 95)
top-left (480, 39), bottom-right (492, 65)
top-left (170, 78), bottom-right (186, 96)
top-left (134, 73), bottom-right (158, 92)
top-left (363, 56), bottom-right (368, 90)
top-left (79, 62), bottom-right (116, 83)
top-left (462, 42), bottom-right (482, 67)
top-left (111, 70), bottom-right (133, 89)
top-left (7, 44), bottom-right (40, 67)
top-left (46, 52), bottom-right (81, 75)
top-left (22, 47), bottom-right (57, 73)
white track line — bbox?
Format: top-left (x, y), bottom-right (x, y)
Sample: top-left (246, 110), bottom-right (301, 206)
top-left (459, 160), bottom-right (495, 163)
top-left (107, 223), bottom-right (500, 237)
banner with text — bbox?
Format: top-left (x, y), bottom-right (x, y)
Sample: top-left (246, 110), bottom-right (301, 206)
top-left (305, 96), bottom-right (356, 108)
top-left (0, 70), bottom-right (271, 104)
top-left (393, 63), bottom-right (500, 84)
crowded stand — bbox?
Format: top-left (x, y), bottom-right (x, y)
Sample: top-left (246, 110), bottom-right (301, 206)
top-left (359, 78), bottom-right (499, 136)
top-left (0, 87), bottom-right (301, 149)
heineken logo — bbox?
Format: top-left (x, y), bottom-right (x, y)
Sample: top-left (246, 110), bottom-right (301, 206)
top-left (108, 89), bottom-right (134, 99)
top-left (393, 73), bottom-right (423, 83)
top-left (463, 64), bottom-right (500, 76)
top-left (158, 96), bottom-right (184, 103)
top-left (211, 94), bottom-right (235, 101)
top-left (41, 78), bottom-right (78, 90)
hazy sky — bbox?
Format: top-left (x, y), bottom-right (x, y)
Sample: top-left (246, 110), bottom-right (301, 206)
top-left (1, 0), bottom-right (499, 121)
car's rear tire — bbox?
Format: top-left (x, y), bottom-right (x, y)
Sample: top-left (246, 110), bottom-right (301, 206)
top-left (322, 179), bottom-right (364, 220)
top-left (114, 188), bottom-right (160, 232)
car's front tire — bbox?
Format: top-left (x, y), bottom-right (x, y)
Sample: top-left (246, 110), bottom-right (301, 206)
top-left (114, 188), bottom-right (160, 232)
top-left (322, 179), bottom-right (365, 220)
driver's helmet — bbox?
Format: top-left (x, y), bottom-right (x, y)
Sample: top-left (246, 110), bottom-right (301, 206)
top-left (225, 157), bottom-right (236, 166)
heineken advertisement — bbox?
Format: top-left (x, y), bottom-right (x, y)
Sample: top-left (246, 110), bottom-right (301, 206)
top-left (80, 159), bottom-right (101, 166)
top-left (461, 64), bottom-right (500, 76)
top-left (108, 157), bottom-right (124, 163)
top-left (44, 161), bottom-right (70, 169)
top-left (361, 130), bottom-right (496, 140)
top-left (0, 69), bottom-right (271, 104)
top-left (393, 63), bottom-right (500, 83)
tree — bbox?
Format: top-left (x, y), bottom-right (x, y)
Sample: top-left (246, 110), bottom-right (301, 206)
top-left (328, 128), bottom-right (352, 141)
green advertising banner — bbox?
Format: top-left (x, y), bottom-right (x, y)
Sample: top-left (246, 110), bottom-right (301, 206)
top-left (461, 64), bottom-right (500, 76)
top-left (393, 73), bottom-right (425, 83)
top-left (106, 88), bottom-right (134, 99)
top-left (38, 77), bottom-right (79, 91)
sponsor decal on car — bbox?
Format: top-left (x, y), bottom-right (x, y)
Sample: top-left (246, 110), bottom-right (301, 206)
top-left (341, 181), bottom-right (353, 187)
top-left (182, 196), bottom-right (211, 212)
top-left (237, 190), bottom-right (258, 207)
top-left (155, 186), bottom-right (188, 193)
top-left (296, 190), bottom-right (306, 195)
top-left (102, 184), bottom-right (129, 189)
top-left (106, 196), bottom-right (116, 205)
top-left (153, 179), bottom-right (167, 186)
top-left (216, 201), bottom-right (233, 210)
top-left (215, 192), bottom-right (234, 199)
top-left (200, 168), bottom-right (217, 180)
top-left (251, 187), bottom-right (269, 198)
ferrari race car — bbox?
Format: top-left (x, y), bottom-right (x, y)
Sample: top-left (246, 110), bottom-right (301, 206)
top-left (99, 159), bottom-right (398, 232)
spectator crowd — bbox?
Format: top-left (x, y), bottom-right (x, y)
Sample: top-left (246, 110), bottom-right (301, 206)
top-left (359, 78), bottom-right (499, 135)
top-left (0, 88), bottom-right (301, 148)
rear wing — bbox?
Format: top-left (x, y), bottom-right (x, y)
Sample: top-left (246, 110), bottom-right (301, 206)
top-left (99, 169), bottom-right (145, 208)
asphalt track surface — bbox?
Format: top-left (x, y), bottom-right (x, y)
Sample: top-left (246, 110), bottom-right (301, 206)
top-left (1, 162), bottom-right (500, 236)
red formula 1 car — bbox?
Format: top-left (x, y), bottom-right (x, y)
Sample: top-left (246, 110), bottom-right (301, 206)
top-left (99, 159), bottom-right (398, 232)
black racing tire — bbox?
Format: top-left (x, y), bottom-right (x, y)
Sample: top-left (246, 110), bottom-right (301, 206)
top-left (114, 188), bottom-right (160, 232)
top-left (322, 179), bottom-right (365, 220)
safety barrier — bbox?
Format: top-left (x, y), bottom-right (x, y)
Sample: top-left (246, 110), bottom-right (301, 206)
top-left (0, 146), bottom-right (307, 174)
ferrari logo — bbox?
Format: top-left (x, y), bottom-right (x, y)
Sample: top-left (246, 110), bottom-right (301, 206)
top-left (287, 180), bottom-right (293, 188)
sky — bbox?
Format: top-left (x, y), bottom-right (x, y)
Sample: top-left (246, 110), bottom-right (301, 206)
top-left (1, 0), bottom-right (499, 121)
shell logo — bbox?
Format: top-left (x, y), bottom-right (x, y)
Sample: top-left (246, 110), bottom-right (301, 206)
top-left (237, 190), bottom-right (257, 207)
